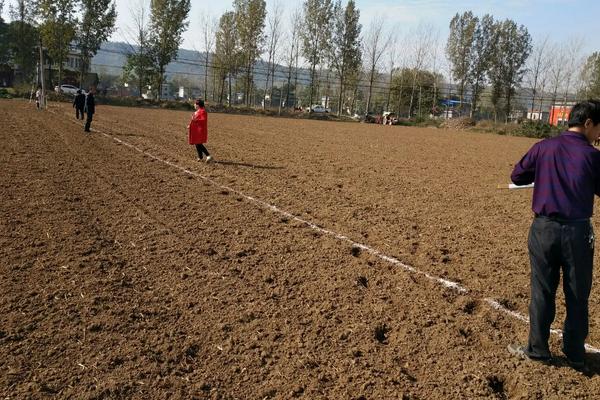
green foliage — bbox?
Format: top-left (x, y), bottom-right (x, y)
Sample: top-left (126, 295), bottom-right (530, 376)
top-left (0, 3), bottom-right (8, 66)
top-left (7, 1), bottom-right (38, 83)
top-left (389, 67), bottom-right (443, 117)
top-left (488, 18), bottom-right (531, 121)
top-left (148, 0), bottom-right (191, 98)
top-left (513, 120), bottom-right (560, 139)
top-left (214, 11), bottom-right (241, 105)
top-left (300, 0), bottom-right (334, 105)
top-left (473, 119), bottom-right (560, 139)
top-left (330, 0), bottom-right (361, 115)
top-left (469, 14), bottom-right (494, 116)
top-left (233, 0), bottom-right (266, 106)
top-left (580, 52), bottom-right (600, 100)
top-left (0, 88), bottom-right (12, 98)
top-left (446, 11), bottom-right (477, 102)
top-left (123, 51), bottom-right (154, 97)
top-left (38, 0), bottom-right (77, 86)
top-left (76, 0), bottom-right (117, 85)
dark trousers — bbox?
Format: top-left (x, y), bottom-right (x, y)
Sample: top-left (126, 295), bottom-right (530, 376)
top-left (75, 107), bottom-right (84, 120)
top-left (526, 216), bottom-right (594, 362)
top-left (84, 112), bottom-right (93, 132)
top-left (195, 144), bottom-right (210, 158)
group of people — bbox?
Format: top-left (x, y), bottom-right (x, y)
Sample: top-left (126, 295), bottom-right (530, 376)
top-left (68, 90), bottom-right (212, 162)
top-left (72, 88), bottom-right (95, 132)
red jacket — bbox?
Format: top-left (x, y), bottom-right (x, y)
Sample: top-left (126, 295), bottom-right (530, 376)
top-left (188, 107), bottom-right (208, 144)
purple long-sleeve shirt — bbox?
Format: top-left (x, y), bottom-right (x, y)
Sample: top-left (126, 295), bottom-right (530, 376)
top-left (511, 130), bottom-right (600, 220)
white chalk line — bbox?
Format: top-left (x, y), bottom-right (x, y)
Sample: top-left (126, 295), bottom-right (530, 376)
top-left (52, 109), bottom-right (599, 355)
top-left (102, 131), bottom-right (600, 354)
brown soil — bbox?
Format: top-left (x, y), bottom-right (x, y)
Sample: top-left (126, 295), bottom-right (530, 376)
top-left (2, 99), bottom-right (600, 399)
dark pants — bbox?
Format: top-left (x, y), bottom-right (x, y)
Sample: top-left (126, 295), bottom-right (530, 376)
top-left (85, 112), bottom-right (93, 132)
top-left (526, 215), bottom-right (594, 363)
top-left (195, 144), bottom-right (210, 158)
top-left (76, 107), bottom-right (84, 120)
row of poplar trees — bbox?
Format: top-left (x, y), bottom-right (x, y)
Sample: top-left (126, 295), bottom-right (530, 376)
top-left (446, 11), bottom-right (532, 121)
top-left (210, 0), bottom-right (362, 112)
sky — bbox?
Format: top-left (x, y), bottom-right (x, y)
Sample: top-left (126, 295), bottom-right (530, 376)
top-left (107, 0), bottom-right (599, 71)
top-left (2, 0), bottom-right (599, 59)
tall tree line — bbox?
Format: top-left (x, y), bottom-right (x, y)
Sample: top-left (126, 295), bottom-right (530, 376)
top-left (446, 11), bottom-right (531, 121)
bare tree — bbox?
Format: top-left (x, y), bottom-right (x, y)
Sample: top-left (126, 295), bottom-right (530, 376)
top-left (234, 0), bottom-right (266, 106)
top-left (214, 10), bottom-right (240, 106)
top-left (198, 12), bottom-right (217, 101)
top-left (330, 0), bottom-right (361, 116)
top-left (283, 8), bottom-right (302, 108)
top-left (547, 41), bottom-right (567, 109)
top-left (263, 1), bottom-right (283, 109)
top-left (561, 36), bottom-right (584, 107)
top-left (385, 29), bottom-right (399, 112)
top-left (363, 16), bottom-right (391, 113)
top-left (525, 35), bottom-right (551, 118)
top-left (407, 23), bottom-right (434, 118)
top-left (428, 30), bottom-right (441, 117)
top-left (534, 42), bottom-right (556, 117)
top-left (300, 0), bottom-right (334, 107)
top-left (122, 0), bottom-right (152, 97)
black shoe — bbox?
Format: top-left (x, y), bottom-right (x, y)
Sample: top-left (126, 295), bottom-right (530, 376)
top-left (562, 349), bottom-right (587, 371)
top-left (567, 359), bottom-right (585, 370)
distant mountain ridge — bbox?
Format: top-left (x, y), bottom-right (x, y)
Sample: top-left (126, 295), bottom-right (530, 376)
top-left (91, 41), bottom-right (308, 87)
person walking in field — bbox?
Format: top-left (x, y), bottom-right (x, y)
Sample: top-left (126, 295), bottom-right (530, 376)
top-left (35, 87), bottom-right (41, 109)
top-left (84, 87), bottom-right (95, 132)
top-left (508, 100), bottom-right (600, 371)
top-left (188, 99), bottom-right (213, 163)
top-left (73, 89), bottom-right (85, 120)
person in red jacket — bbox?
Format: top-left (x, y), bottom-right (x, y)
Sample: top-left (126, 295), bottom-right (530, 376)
top-left (188, 99), bottom-right (213, 162)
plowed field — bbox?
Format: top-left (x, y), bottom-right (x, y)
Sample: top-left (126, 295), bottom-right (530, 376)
top-left (2, 99), bottom-right (600, 399)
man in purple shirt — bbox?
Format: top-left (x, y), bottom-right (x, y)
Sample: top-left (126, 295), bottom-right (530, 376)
top-left (508, 100), bottom-right (600, 370)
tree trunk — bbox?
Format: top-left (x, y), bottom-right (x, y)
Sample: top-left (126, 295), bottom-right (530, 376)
top-left (285, 64), bottom-right (292, 108)
top-left (157, 65), bottom-right (165, 99)
top-left (228, 73), bottom-right (232, 106)
top-left (366, 67), bottom-right (375, 113)
top-left (204, 52), bottom-right (209, 100)
top-left (263, 56), bottom-right (272, 109)
top-left (337, 78), bottom-right (344, 117)
top-left (308, 63), bottom-right (316, 108)
top-left (418, 85), bottom-right (422, 118)
top-left (386, 69), bottom-right (393, 111)
top-left (408, 81), bottom-right (417, 118)
top-left (269, 61), bottom-right (276, 108)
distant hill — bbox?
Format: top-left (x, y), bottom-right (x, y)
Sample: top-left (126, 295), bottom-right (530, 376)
top-left (91, 41), bottom-right (310, 88)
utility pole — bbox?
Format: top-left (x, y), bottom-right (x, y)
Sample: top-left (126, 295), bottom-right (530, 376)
top-left (39, 37), bottom-right (46, 110)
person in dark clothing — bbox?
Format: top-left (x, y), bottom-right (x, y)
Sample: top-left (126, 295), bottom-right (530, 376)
top-left (508, 100), bottom-right (600, 371)
top-left (73, 89), bottom-right (85, 120)
top-left (84, 88), bottom-right (95, 132)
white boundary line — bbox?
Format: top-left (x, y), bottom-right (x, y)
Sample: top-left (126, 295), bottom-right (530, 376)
top-left (49, 106), bottom-right (600, 355)
top-left (102, 131), bottom-right (600, 354)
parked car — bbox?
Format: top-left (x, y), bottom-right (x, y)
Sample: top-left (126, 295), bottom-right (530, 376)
top-left (54, 84), bottom-right (85, 95)
top-left (310, 104), bottom-right (329, 113)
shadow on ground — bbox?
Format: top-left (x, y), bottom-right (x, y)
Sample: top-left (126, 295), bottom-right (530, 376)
top-left (213, 160), bottom-right (284, 170)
